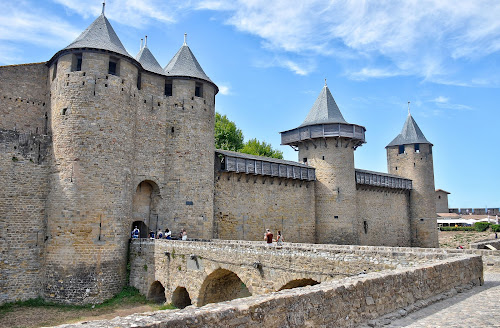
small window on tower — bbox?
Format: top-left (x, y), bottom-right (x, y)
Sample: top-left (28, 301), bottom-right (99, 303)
top-left (439, 195), bottom-right (441, 199)
top-left (303, 157), bottom-right (307, 164)
top-left (71, 53), bottom-right (83, 72)
top-left (165, 81), bottom-right (172, 97)
top-left (195, 82), bottom-right (203, 97)
top-left (398, 145), bottom-right (405, 154)
top-left (137, 73), bottom-right (141, 90)
top-left (414, 143), bottom-right (420, 153)
top-left (108, 57), bottom-right (119, 76)
top-left (52, 61), bottom-right (58, 81)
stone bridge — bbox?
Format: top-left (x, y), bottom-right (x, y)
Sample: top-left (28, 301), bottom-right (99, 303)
top-left (129, 239), bottom-right (475, 308)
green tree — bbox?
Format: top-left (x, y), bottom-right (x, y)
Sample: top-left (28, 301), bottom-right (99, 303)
top-left (215, 113), bottom-right (244, 151)
top-left (240, 138), bottom-right (283, 159)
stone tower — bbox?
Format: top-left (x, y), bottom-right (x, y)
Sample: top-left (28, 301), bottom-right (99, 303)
top-left (386, 111), bottom-right (438, 247)
top-left (280, 83), bottom-right (366, 244)
top-left (43, 8), bottom-right (218, 304)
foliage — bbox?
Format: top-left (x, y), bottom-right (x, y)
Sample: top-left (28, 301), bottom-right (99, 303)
top-left (491, 224), bottom-right (500, 232)
top-left (439, 226), bottom-right (474, 231)
top-left (158, 303), bottom-right (177, 310)
top-left (240, 138), bottom-right (284, 159)
top-left (215, 113), bottom-right (244, 151)
top-left (473, 222), bottom-right (491, 232)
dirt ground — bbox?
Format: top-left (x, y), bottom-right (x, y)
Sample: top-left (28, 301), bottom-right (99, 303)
top-left (438, 230), bottom-right (498, 249)
top-left (1, 303), bottom-right (161, 328)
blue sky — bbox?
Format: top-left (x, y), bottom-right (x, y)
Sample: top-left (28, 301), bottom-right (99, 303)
top-left (1, 0), bottom-right (499, 209)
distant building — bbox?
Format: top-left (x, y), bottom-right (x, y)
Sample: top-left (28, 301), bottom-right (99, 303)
top-left (435, 189), bottom-right (450, 213)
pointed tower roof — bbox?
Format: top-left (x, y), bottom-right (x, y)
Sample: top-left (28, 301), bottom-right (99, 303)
top-left (164, 34), bottom-right (213, 83)
top-left (135, 44), bottom-right (165, 75)
top-left (386, 113), bottom-right (432, 147)
top-left (63, 13), bottom-right (132, 59)
top-left (299, 84), bottom-right (348, 127)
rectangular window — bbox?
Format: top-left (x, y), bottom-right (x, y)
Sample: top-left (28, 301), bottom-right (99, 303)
top-left (137, 73), bottom-right (141, 90)
top-left (195, 82), bottom-right (203, 97)
top-left (414, 143), bottom-right (420, 153)
top-left (165, 82), bottom-right (172, 96)
top-left (108, 57), bottom-right (119, 76)
top-left (398, 145), bottom-right (405, 154)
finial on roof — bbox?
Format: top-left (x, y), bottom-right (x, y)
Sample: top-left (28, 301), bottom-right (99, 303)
top-left (324, 78), bottom-right (327, 87)
top-left (184, 33), bottom-right (187, 46)
top-left (408, 101), bottom-right (411, 115)
top-left (140, 38), bottom-right (143, 50)
top-left (145, 35), bottom-right (148, 47)
top-left (102, 1), bottom-right (105, 15)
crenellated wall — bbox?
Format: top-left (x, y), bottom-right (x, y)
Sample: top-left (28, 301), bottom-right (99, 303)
top-left (214, 171), bottom-right (315, 243)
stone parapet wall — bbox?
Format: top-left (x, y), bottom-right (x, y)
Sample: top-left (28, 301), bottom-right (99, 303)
top-left (57, 253), bottom-right (483, 328)
top-left (214, 172), bottom-right (315, 243)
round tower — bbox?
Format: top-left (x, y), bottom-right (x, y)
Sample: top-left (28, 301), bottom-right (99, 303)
top-left (386, 107), bottom-right (438, 247)
top-left (44, 10), bottom-right (141, 304)
top-left (280, 82), bottom-right (366, 244)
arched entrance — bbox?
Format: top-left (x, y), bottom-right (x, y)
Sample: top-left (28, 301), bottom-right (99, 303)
top-left (278, 278), bottom-right (319, 291)
top-left (198, 269), bottom-right (251, 306)
top-left (132, 180), bottom-right (161, 236)
top-left (131, 221), bottom-right (148, 238)
top-left (172, 286), bottom-right (192, 309)
top-left (148, 281), bottom-right (166, 304)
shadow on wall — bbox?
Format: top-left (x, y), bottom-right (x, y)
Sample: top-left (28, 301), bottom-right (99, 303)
top-left (198, 268), bottom-right (251, 306)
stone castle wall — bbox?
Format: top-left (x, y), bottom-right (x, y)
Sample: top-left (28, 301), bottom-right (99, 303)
top-left (0, 63), bottom-right (50, 134)
top-left (214, 171), bottom-right (315, 243)
top-left (0, 130), bottom-right (51, 304)
top-left (356, 188), bottom-right (411, 246)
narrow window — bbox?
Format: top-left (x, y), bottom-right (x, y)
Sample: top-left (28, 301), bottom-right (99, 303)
top-left (303, 157), bottom-right (307, 164)
top-left (75, 54), bottom-right (82, 71)
top-left (414, 143), bottom-right (420, 153)
top-left (438, 195), bottom-right (441, 199)
top-left (334, 216), bottom-right (339, 219)
top-left (398, 145), bottom-right (404, 154)
top-left (108, 57), bottom-right (119, 76)
top-left (61, 108), bottom-right (67, 115)
top-left (137, 73), bottom-right (141, 90)
top-left (195, 82), bottom-right (203, 97)
top-left (52, 61), bottom-right (58, 81)
top-left (363, 221), bottom-right (368, 234)
top-left (165, 81), bottom-right (172, 97)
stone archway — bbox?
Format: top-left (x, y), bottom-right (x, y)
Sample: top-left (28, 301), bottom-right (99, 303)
top-left (132, 180), bottom-right (161, 235)
top-left (198, 268), bottom-right (251, 306)
top-left (172, 286), bottom-right (192, 309)
top-left (278, 278), bottom-right (319, 291)
top-left (148, 281), bottom-right (166, 304)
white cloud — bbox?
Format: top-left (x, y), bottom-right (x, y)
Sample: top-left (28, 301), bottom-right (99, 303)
top-left (433, 96), bottom-right (449, 104)
top-left (193, 0), bottom-right (500, 83)
top-left (218, 84), bottom-right (231, 95)
top-left (347, 68), bottom-right (402, 80)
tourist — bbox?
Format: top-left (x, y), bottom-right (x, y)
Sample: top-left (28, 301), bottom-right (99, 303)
top-left (181, 229), bottom-right (187, 241)
top-left (276, 230), bottom-right (284, 247)
top-left (131, 226), bottom-right (140, 239)
top-left (165, 228), bottom-right (172, 240)
top-left (264, 229), bottom-right (273, 246)
top-left (157, 229), bottom-right (163, 239)
top-left (149, 229), bottom-right (155, 239)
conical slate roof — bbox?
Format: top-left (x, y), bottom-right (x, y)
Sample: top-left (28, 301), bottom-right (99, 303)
top-left (63, 13), bottom-right (131, 59)
top-left (299, 85), bottom-right (348, 127)
top-left (164, 41), bottom-right (213, 83)
top-left (135, 45), bottom-right (165, 75)
top-left (387, 113), bottom-right (432, 147)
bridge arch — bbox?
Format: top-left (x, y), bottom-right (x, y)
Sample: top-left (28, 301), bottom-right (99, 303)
top-left (148, 281), bottom-right (166, 304)
top-left (278, 278), bottom-right (319, 291)
top-left (172, 286), bottom-right (192, 309)
top-left (198, 268), bottom-right (251, 306)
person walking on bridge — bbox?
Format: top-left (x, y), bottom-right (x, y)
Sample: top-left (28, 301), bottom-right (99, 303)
top-left (264, 229), bottom-right (273, 246)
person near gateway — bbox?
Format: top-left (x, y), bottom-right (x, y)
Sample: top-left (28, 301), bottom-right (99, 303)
top-left (264, 229), bottom-right (273, 246)
top-left (165, 228), bottom-right (172, 239)
top-left (131, 226), bottom-right (140, 239)
top-left (276, 230), bottom-right (284, 247)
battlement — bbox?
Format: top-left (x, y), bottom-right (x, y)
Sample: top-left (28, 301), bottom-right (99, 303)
top-left (355, 168), bottom-right (412, 190)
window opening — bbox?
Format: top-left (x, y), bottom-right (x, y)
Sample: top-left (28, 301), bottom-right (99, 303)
top-left (137, 73), bottom-right (141, 90)
top-left (61, 108), bottom-right (67, 115)
top-left (414, 143), bottom-right (420, 153)
top-left (195, 82), bottom-right (203, 97)
top-left (165, 82), bottom-right (172, 96)
top-left (398, 145), bottom-right (404, 154)
top-left (303, 157), bottom-right (307, 164)
top-left (439, 195), bottom-right (441, 199)
top-left (363, 221), bottom-right (368, 234)
top-left (75, 54), bottom-right (82, 71)
top-left (334, 216), bottom-right (339, 219)
top-left (108, 57), bottom-right (119, 75)
top-left (52, 61), bottom-right (58, 80)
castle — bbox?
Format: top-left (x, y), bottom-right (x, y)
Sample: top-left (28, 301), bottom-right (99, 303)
top-left (0, 8), bottom-right (438, 305)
